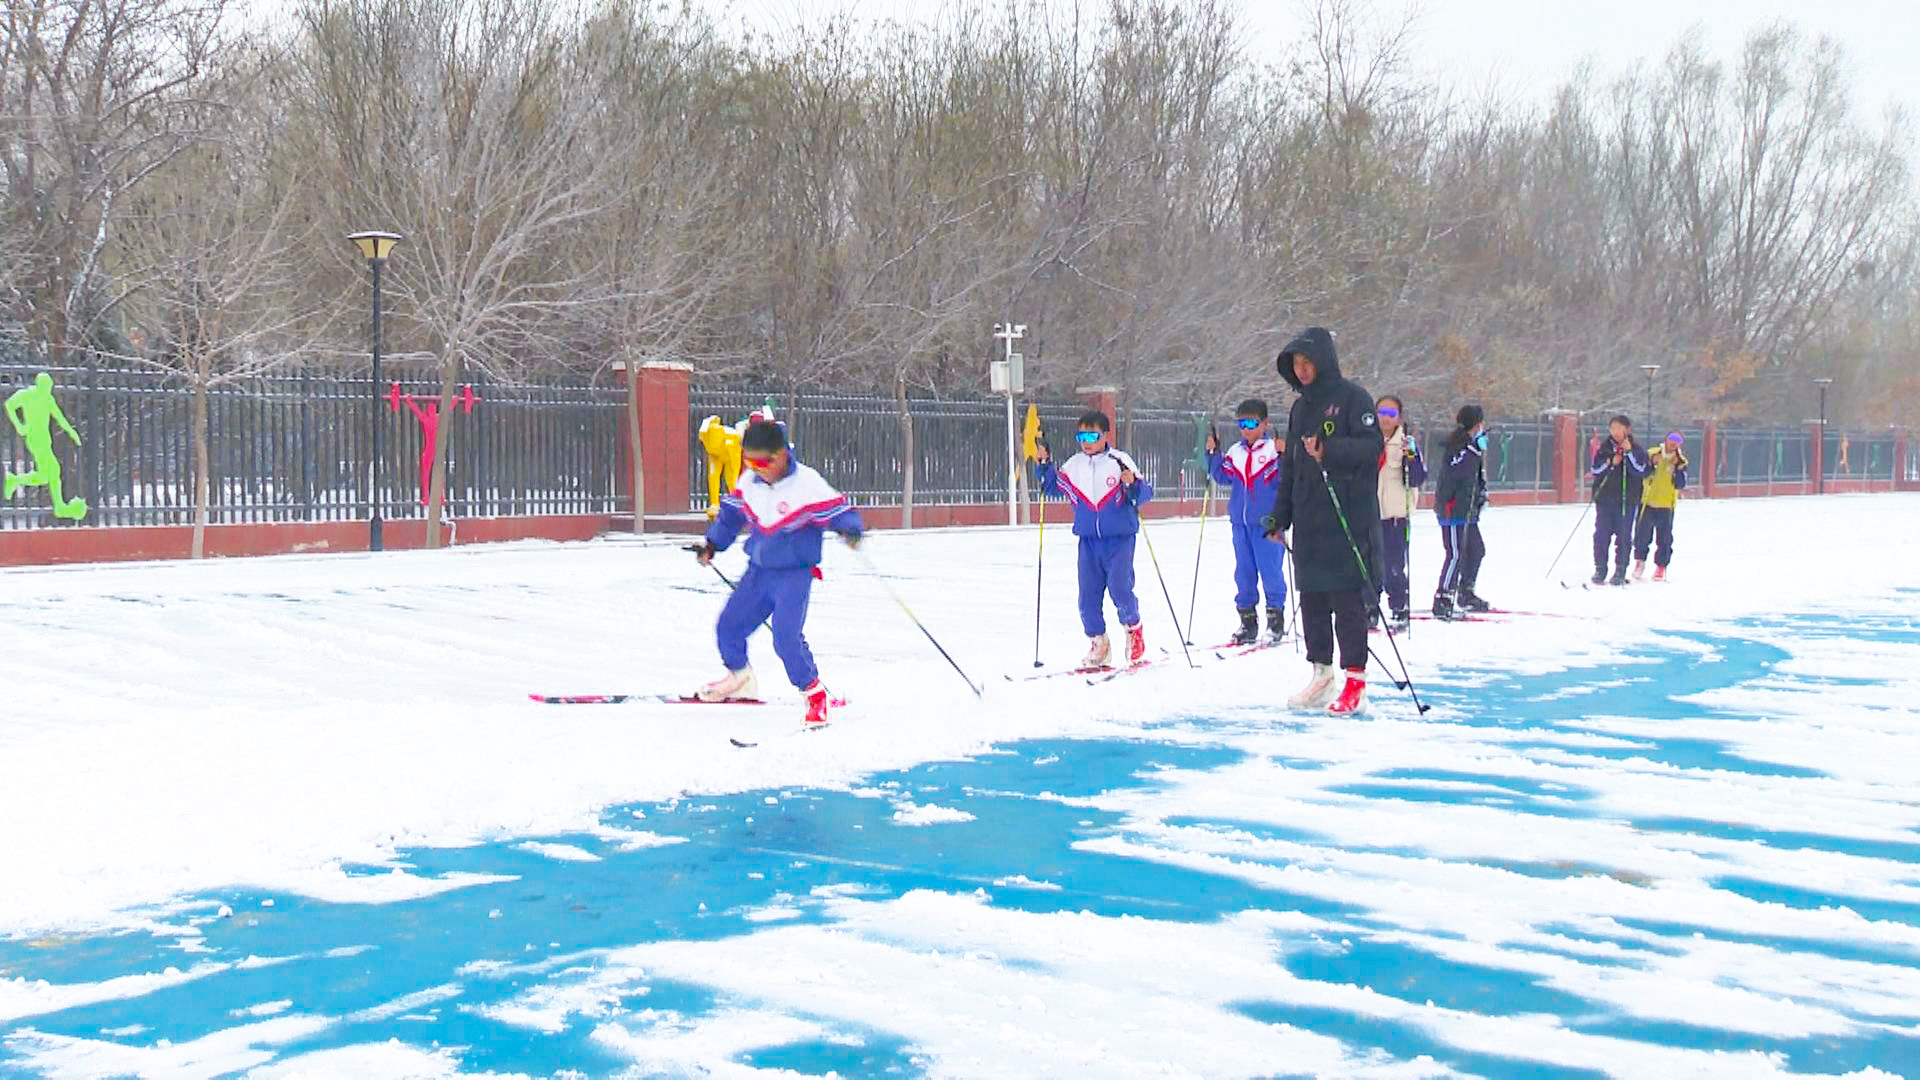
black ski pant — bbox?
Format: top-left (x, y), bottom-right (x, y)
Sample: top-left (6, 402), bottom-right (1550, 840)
top-left (1634, 506), bottom-right (1675, 567)
top-left (1593, 501), bottom-right (1637, 573)
top-left (1379, 517), bottom-right (1411, 615)
top-left (1438, 522), bottom-right (1485, 595)
top-left (1301, 589), bottom-right (1369, 671)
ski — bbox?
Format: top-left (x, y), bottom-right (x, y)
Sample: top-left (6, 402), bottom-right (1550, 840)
top-left (528, 692), bottom-right (766, 706)
top-left (1010, 664), bottom-right (1115, 683)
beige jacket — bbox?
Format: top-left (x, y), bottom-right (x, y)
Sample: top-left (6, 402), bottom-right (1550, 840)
top-left (1378, 428), bottom-right (1418, 519)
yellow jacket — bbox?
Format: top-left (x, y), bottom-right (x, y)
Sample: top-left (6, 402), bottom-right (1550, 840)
top-left (1641, 445), bottom-right (1689, 509)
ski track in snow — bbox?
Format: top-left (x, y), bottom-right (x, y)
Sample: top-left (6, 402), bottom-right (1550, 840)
top-left (1, 495), bottom-right (1918, 1077)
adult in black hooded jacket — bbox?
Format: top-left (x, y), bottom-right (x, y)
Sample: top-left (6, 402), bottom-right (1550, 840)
top-left (1262, 327), bottom-right (1384, 714)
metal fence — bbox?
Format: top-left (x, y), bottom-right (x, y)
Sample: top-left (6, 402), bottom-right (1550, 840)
top-left (686, 391), bottom-right (1565, 511)
top-left (0, 363), bottom-right (625, 529)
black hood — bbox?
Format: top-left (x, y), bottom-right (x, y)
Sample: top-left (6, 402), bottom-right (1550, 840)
top-left (1276, 327), bottom-right (1343, 393)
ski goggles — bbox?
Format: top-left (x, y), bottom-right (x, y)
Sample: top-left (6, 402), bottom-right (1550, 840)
top-left (1375, 405), bottom-right (1401, 419)
top-left (1236, 418), bottom-right (1262, 430)
top-left (1074, 431), bottom-right (1104, 444)
top-left (743, 454), bottom-right (778, 468)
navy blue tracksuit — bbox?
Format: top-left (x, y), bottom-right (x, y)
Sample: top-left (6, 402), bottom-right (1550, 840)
top-left (1591, 440), bottom-right (1651, 574)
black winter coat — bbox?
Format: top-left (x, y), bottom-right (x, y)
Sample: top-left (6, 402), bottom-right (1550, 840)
top-left (1590, 438), bottom-right (1652, 514)
top-left (1265, 328), bottom-right (1384, 593)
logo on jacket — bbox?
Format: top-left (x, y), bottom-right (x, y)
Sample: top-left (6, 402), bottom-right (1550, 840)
top-left (1322, 420), bottom-right (1336, 436)
top-left (1105, 476), bottom-right (1117, 488)
top-left (1361, 412), bottom-right (1376, 427)
top-left (777, 501), bottom-right (791, 514)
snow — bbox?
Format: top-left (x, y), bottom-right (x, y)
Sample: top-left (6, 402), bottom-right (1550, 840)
top-left (2, 492), bottom-right (1918, 1076)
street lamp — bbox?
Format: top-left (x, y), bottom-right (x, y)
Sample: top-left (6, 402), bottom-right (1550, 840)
top-left (1639, 364), bottom-right (1660, 436)
top-left (348, 230), bottom-right (403, 551)
top-left (1814, 377), bottom-right (1834, 495)
top-left (992, 321), bottom-right (1026, 527)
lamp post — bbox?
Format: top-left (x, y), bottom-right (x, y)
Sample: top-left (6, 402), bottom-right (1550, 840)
top-left (992, 321), bottom-right (1026, 527)
top-left (1814, 377), bottom-right (1834, 495)
top-left (1639, 363), bottom-right (1660, 436)
top-left (348, 230), bottom-right (402, 551)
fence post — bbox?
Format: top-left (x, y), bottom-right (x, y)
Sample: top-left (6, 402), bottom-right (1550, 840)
top-left (1544, 408), bottom-right (1579, 504)
top-left (1896, 430), bottom-right (1912, 490)
top-left (1700, 418), bottom-right (1718, 499)
top-left (1076, 385), bottom-right (1118, 427)
top-left (632, 361), bottom-right (692, 517)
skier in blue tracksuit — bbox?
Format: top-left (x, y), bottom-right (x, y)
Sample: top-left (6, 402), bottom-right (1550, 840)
top-left (695, 420), bottom-right (863, 725)
top-left (1204, 397), bottom-right (1288, 644)
top-left (1035, 409), bottom-right (1154, 668)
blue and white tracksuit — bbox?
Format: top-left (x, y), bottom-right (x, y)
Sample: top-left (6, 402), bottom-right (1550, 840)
top-left (704, 458), bottom-right (863, 689)
top-left (1206, 437), bottom-right (1287, 609)
top-left (1037, 449), bottom-right (1153, 637)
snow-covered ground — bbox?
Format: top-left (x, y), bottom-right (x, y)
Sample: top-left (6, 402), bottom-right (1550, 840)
top-left (2, 493), bottom-right (1917, 1077)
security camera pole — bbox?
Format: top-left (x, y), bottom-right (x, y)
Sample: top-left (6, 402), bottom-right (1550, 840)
top-left (993, 321), bottom-right (1027, 527)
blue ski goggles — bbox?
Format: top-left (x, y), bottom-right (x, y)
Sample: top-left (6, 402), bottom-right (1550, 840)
top-left (1074, 431), bottom-right (1104, 444)
top-left (1376, 405), bottom-right (1401, 419)
top-left (1236, 418), bottom-right (1262, 430)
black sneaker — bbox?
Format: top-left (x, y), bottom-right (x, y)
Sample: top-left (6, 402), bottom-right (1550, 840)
top-left (1609, 568), bottom-right (1630, 586)
top-left (1228, 607), bottom-right (1259, 645)
top-left (1591, 569), bottom-right (1607, 586)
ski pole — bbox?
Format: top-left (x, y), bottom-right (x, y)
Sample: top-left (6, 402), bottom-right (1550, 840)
top-left (1136, 516), bottom-right (1196, 668)
top-left (1311, 456), bottom-right (1430, 715)
top-left (1184, 475), bottom-right (1213, 645)
top-left (851, 546), bottom-right (983, 698)
top-left (685, 544), bottom-right (737, 589)
top-left (1032, 490), bottom-right (1046, 668)
top-left (1544, 484), bottom-right (1601, 581)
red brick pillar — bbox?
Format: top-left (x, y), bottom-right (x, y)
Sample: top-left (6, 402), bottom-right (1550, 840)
top-left (1076, 385), bottom-right (1118, 426)
top-left (1896, 431), bottom-right (1911, 489)
top-left (1700, 418), bottom-right (1719, 499)
top-left (1806, 419), bottom-right (1825, 495)
top-left (625, 361), bottom-right (691, 516)
top-left (1545, 409), bottom-right (1579, 504)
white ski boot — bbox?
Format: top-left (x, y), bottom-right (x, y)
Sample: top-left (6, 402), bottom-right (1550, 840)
top-left (1288, 663), bottom-right (1340, 709)
top-left (1081, 634), bottom-right (1112, 669)
top-left (698, 666), bottom-right (759, 702)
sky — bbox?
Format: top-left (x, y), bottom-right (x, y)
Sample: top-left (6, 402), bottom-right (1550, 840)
top-left (725, 0), bottom-right (1920, 136)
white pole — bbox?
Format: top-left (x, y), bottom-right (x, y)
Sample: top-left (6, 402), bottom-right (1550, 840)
top-left (994, 320), bottom-right (1025, 528)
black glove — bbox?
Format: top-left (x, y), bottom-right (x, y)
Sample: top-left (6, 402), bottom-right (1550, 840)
top-left (688, 541), bottom-right (717, 564)
top-left (842, 529), bottom-right (863, 550)
top-left (1261, 513), bottom-right (1282, 539)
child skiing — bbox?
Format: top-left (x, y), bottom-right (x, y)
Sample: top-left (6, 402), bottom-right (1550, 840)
top-left (694, 421), bottom-right (864, 725)
top-left (1633, 432), bottom-right (1689, 580)
top-left (1433, 405), bottom-right (1491, 620)
top-left (1204, 398), bottom-right (1288, 644)
top-left (1035, 410), bottom-right (1154, 668)
top-left (1374, 395), bottom-right (1426, 628)
top-left (1590, 415), bottom-right (1651, 586)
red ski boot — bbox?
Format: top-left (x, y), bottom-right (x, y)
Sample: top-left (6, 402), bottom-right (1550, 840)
top-left (1125, 623), bottom-right (1147, 665)
top-left (1652, 565), bottom-right (1667, 582)
top-left (802, 680), bottom-right (831, 727)
top-left (1327, 668), bottom-right (1368, 716)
